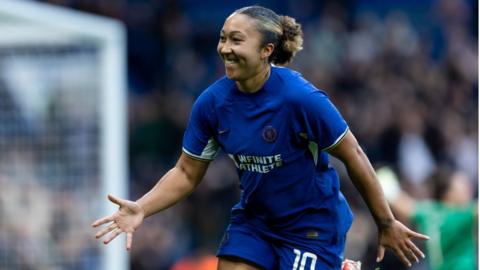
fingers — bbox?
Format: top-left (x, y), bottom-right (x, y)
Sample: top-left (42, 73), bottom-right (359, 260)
top-left (408, 249), bottom-right (419, 264)
top-left (379, 221), bottom-right (428, 267)
top-left (108, 194), bottom-right (125, 207)
top-left (93, 221), bottom-right (134, 251)
top-left (103, 227), bottom-right (123, 245)
top-left (394, 246), bottom-right (412, 267)
top-left (408, 230), bottom-right (430, 240)
top-left (402, 241), bottom-right (419, 264)
top-left (95, 222), bottom-right (118, 239)
top-left (92, 215), bottom-right (115, 227)
top-left (92, 195), bottom-right (125, 227)
top-left (376, 245), bottom-right (385, 262)
top-left (126, 232), bottom-right (133, 251)
top-left (392, 239), bottom-right (425, 267)
top-left (406, 239), bottom-right (425, 260)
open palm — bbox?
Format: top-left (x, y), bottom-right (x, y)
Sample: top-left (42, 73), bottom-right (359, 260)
top-left (376, 220), bottom-right (429, 267)
top-left (92, 194), bottom-right (145, 251)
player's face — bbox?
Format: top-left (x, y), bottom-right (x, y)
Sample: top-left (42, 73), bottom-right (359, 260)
top-left (217, 13), bottom-right (270, 81)
top-left (443, 172), bottom-right (472, 205)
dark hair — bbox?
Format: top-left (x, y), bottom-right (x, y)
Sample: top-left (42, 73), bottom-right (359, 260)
top-left (427, 166), bottom-right (455, 201)
top-left (234, 6), bottom-right (303, 65)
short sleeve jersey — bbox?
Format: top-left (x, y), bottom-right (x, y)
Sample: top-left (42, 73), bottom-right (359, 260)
top-left (183, 66), bottom-right (352, 232)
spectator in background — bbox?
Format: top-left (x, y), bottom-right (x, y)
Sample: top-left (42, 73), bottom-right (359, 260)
top-left (378, 166), bottom-right (477, 270)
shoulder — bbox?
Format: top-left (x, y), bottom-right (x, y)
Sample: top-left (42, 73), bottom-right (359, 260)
top-left (273, 65), bottom-right (306, 87)
top-left (273, 66), bottom-right (326, 101)
top-left (195, 76), bottom-right (234, 107)
top-left (273, 67), bottom-right (330, 111)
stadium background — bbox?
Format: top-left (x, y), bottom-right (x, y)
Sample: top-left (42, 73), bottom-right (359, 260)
top-left (6, 0), bottom-right (479, 269)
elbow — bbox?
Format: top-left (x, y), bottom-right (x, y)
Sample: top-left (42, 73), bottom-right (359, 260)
top-left (355, 144), bottom-right (366, 159)
top-left (343, 144), bottom-right (365, 165)
top-left (175, 162), bottom-right (203, 188)
top-left (342, 144), bottom-right (374, 179)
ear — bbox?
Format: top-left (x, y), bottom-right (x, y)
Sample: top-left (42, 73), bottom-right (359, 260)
top-left (260, 43), bottom-right (275, 60)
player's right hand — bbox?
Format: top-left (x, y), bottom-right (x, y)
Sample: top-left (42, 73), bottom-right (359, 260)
top-left (92, 194), bottom-right (145, 251)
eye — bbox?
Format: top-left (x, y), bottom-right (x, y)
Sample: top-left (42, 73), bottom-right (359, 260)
top-left (231, 37), bottom-right (244, 44)
top-left (219, 36), bottom-right (226, 42)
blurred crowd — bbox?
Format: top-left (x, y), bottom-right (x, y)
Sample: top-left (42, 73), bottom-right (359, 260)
top-left (28, 0), bottom-right (478, 269)
top-left (0, 49), bottom-right (102, 269)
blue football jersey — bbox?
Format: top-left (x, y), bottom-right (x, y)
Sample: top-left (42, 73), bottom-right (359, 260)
top-left (183, 66), bottom-right (353, 236)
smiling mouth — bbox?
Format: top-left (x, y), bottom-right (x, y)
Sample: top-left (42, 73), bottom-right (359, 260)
top-left (225, 60), bottom-right (238, 66)
top-left (222, 55), bottom-right (240, 65)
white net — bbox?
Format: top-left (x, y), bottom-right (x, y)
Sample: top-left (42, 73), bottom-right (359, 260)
top-left (0, 1), bottom-right (127, 269)
top-left (0, 45), bottom-right (102, 269)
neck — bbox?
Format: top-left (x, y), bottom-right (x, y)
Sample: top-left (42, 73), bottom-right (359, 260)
top-left (236, 64), bottom-right (271, 93)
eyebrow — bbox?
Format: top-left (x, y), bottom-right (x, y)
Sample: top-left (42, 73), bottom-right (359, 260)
top-left (220, 30), bottom-right (245, 36)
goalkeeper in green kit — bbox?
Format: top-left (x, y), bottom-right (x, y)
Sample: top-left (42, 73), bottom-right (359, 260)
top-left (378, 166), bottom-right (477, 270)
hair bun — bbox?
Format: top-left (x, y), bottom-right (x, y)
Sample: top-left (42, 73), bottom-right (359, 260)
top-left (273, 15), bottom-right (303, 65)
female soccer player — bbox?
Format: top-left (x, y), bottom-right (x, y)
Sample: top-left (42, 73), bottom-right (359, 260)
top-left (93, 6), bottom-right (429, 270)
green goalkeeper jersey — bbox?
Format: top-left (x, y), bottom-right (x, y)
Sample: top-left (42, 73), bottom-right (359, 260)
top-left (411, 201), bottom-right (477, 270)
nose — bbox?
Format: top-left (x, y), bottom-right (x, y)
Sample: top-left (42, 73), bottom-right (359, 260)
top-left (219, 42), bottom-right (232, 55)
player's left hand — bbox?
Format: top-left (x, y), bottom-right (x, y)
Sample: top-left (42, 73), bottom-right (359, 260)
top-left (376, 219), bottom-right (429, 267)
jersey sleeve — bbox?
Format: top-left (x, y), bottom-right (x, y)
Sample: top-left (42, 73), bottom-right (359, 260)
top-left (182, 91), bottom-right (220, 161)
top-left (297, 86), bottom-right (349, 151)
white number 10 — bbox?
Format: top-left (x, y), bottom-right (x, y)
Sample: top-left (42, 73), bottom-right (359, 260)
top-left (292, 248), bottom-right (317, 270)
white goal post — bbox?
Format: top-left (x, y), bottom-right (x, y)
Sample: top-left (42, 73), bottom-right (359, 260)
top-left (0, 1), bottom-right (128, 269)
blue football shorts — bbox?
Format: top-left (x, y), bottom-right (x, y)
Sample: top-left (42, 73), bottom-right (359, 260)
top-left (216, 211), bottom-right (348, 270)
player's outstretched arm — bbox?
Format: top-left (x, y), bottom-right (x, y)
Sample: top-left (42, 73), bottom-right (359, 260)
top-left (328, 130), bottom-right (429, 267)
top-left (92, 152), bottom-right (210, 250)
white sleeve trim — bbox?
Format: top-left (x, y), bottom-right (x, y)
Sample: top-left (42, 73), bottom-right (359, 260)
top-left (182, 148), bottom-right (215, 161)
top-left (182, 138), bottom-right (219, 161)
top-left (321, 127), bottom-right (349, 151)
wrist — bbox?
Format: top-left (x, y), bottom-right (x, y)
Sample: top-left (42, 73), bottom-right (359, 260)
top-left (377, 218), bottom-right (395, 230)
top-left (135, 199), bottom-right (149, 218)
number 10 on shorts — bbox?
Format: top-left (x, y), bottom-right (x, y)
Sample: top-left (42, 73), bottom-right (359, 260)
top-left (292, 248), bottom-right (317, 270)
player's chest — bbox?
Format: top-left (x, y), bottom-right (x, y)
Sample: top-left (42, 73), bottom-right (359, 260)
top-left (214, 99), bottom-right (295, 155)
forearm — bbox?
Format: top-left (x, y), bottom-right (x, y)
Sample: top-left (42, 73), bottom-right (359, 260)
top-left (344, 146), bottom-right (395, 227)
top-left (330, 132), bottom-right (429, 266)
top-left (136, 166), bottom-right (199, 218)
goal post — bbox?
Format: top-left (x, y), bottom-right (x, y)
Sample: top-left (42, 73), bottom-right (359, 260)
top-left (0, 1), bottom-right (128, 269)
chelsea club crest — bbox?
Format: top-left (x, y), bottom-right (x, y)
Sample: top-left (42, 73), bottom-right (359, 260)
top-left (262, 125), bottom-right (277, 143)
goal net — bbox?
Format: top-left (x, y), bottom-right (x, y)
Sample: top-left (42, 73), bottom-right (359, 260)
top-left (0, 1), bottom-right (127, 269)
